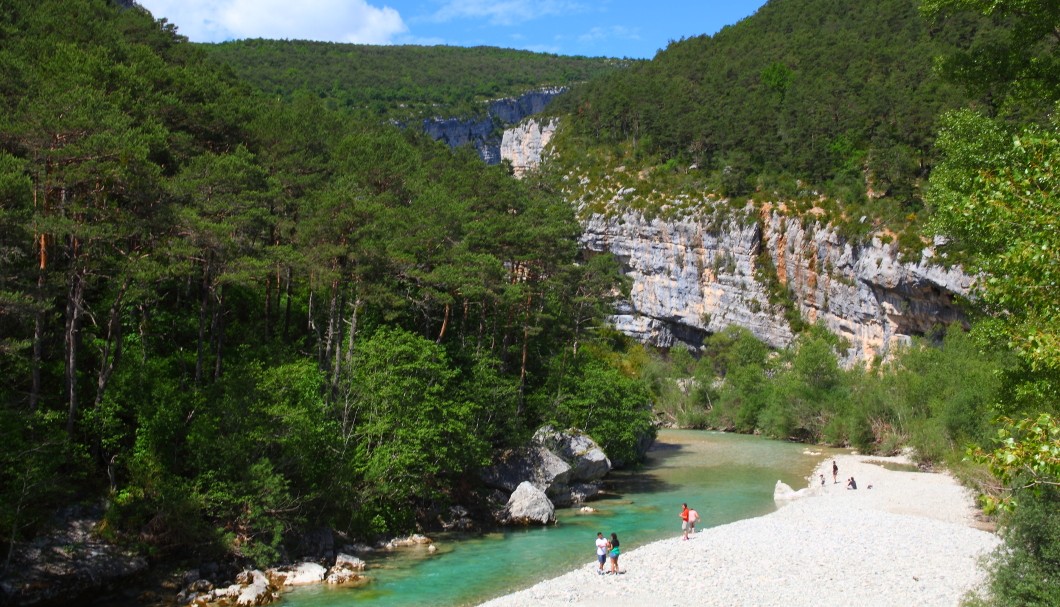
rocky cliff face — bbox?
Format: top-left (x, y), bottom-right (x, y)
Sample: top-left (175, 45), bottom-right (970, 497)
top-left (500, 118), bottom-right (558, 177)
top-left (422, 88), bottom-right (564, 164)
top-left (581, 205), bottom-right (972, 364)
top-left (499, 118), bottom-right (971, 364)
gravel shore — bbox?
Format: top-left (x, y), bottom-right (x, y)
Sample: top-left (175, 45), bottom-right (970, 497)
top-left (479, 453), bottom-right (999, 607)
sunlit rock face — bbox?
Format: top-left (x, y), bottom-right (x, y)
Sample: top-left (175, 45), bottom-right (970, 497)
top-left (498, 115), bottom-right (971, 365)
top-left (422, 88), bottom-right (564, 164)
top-left (500, 118), bottom-right (558, 177)
top-left (580, 206), bottom-right (971, 365)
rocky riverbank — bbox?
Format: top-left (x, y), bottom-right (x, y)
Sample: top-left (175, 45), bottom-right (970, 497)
top-left (478, 453), bottom-right (1000, 607)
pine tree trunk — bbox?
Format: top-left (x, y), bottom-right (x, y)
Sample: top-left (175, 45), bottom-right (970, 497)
top-left (213, 286), bottom-right (225, 380)
top-left (93, 279), bottom-right (128, 409)
top-left (195, 265), bottom-right (210, 387)
top-left (283, 266), bottom-right (293, 341)
top-left (64, 265), bottom-right (85, 439)
top-left (30, 269), bottom-right (44, 411)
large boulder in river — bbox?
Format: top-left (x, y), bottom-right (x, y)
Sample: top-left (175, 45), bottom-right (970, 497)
top-left (504, 481), bottom-right (556, 525)
top-left (533, 426), bottom-right (611, 482)
top-left (482, 426), bottom-right (611, 505)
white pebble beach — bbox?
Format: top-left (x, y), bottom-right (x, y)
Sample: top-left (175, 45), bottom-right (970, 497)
top-left (479, 453), bottom-right (1000, 607)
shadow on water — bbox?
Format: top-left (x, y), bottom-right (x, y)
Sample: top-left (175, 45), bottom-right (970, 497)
top-left (281, 430), bottom-right (830, 607)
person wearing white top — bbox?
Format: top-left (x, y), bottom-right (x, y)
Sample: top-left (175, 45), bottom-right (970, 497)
top-left (595, 532), bottom-right (609, 574)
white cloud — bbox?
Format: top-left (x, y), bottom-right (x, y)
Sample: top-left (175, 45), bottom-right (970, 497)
top-left (577, 25), bottom-right (639, 43)
top-left (136, 0), bottom-right (408, 44)
top-left (428, 0), bottom-right (586, 26)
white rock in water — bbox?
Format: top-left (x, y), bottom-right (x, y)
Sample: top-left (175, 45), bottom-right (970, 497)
top-left (505, 481), bottom-right (556, 525)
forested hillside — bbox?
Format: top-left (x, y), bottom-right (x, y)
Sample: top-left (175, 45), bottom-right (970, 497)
top-left (0, 0), bottom-right (653, 569)
top-left (538, 0), bottom-right (1059, 603)
top-left (200, 40), bottom-right (628, 119)
top-left (547, 0), bottom-right (992, 231)
top-left (1, 0), bottom-right (1056, 604)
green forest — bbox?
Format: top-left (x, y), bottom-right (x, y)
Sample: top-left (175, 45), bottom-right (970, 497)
top-left (545, 0), bottom-right (999, 242)
top-left (0, 0), bottom-right (653, 569)
top-left (199, 40), bottom-right (627, 119)
top-left (0, 0), bottom-right (1058, 605)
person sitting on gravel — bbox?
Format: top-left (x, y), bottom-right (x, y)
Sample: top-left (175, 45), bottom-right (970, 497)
top-left (846, 476), bottom-right (858, 490)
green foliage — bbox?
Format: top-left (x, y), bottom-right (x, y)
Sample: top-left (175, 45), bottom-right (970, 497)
top-left (551, 0), bottom-right (979, 216)
top-left (647, 322), bottom-right (1001, 465)
top-left (929, 111), bottom-right (1060, 387)
top-left (534, 348), bottom-right (657, 467)
top-left (0, 0), bottom-right (633, 568)
top-left (976, 486), bottom-right (1060, 607)
top-left (199, 39), bottom-right (627, 121)
top-left (972, 414), bottom-right (1060, 515)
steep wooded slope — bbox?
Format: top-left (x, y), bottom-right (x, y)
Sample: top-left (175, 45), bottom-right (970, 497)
top-left (549, 0), bottom-right (988, 216)
top-left (199, 40), bottom-right (627, 119)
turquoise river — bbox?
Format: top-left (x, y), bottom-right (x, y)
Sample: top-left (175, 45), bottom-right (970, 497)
top-left (281, 430), bottom-right (829, 607)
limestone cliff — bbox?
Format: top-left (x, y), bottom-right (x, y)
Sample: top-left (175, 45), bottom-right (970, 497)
top-left (422, 88), bottom-right (564, 164)
top-left (499, 118), bottom-right (972, 364)
top-left (500, 118), bottom-right (558, 177)
top-left (581, 205), bottom-right (971, 364)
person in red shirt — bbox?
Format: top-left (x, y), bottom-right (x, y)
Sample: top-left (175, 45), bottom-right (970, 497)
top-left (680, 503), bottom-right (690, 540)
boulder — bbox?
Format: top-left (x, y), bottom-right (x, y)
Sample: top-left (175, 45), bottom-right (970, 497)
top-left (325, 568), bottom-right (369, 586)
top-left (482, 445), bottom-right (572, 493)
top-left (266, 562), bottom-right (326, 587)
top-left (482, 426), bottom-right (612, 506)
top-left (382, 534), bottom-right (433, 549)
top-left (439, 505), bottom-right (475, 531)
top-left (533, 426), bottom-right (611, 483)
top-left (504, 481), bottom-right (556, 525)
top-left (333, 553), bottom-right (366, 571)
top-left (233, 570), bottom-right (278, 606)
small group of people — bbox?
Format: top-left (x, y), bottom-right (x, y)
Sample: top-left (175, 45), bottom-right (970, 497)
top-left (595, 532), bottom-right (621, 575)
top-left (679, 503), bottom-right (700, 540)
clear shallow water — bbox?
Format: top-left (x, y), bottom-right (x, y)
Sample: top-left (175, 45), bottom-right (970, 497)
top-left (282, 430), bottom-right (821, 607)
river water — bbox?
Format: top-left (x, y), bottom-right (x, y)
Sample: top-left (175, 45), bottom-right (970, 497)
top-left (282, 430), bottom-right (823, 607)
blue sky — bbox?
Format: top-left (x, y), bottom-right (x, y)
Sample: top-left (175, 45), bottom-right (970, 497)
top-left (135, 0), bottom-right (769, 59)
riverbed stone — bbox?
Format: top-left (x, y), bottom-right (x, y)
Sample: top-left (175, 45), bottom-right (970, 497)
top-left (333, 553), bottom-right (366, 571)
top-left (267, 562), bottom-right (326, 587)
top-left (233, 570), bottom-right (278, 606)
top-left (482, 426), bottom-right (611, 506)
top-left (505, 481), bottom-right (556, 525)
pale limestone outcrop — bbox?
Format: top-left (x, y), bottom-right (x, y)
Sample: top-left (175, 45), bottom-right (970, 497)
top-left (500, 118), bottom-right (558, 176)
top-left (481, 426), bottom-right (612, 507)
top-left (266, 562), bottom-right (326, 587)
top-left (579, 200), bottom-right (972, 365)
top-left (421, 88), bottom-right (564, 164)
top-left (504, 481), bottom-right (556, 525)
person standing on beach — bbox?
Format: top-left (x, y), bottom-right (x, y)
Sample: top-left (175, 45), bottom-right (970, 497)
top-left (688, 507), bottom-right (700, 534)
top-left (595, 532), bottom-right (609, 575)
top-left (608, 533), bottom-right (621, 574)
top-left (832, 460), bottom-right (839, 484)
top-left (680, 503), bottom-right (690, 540)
